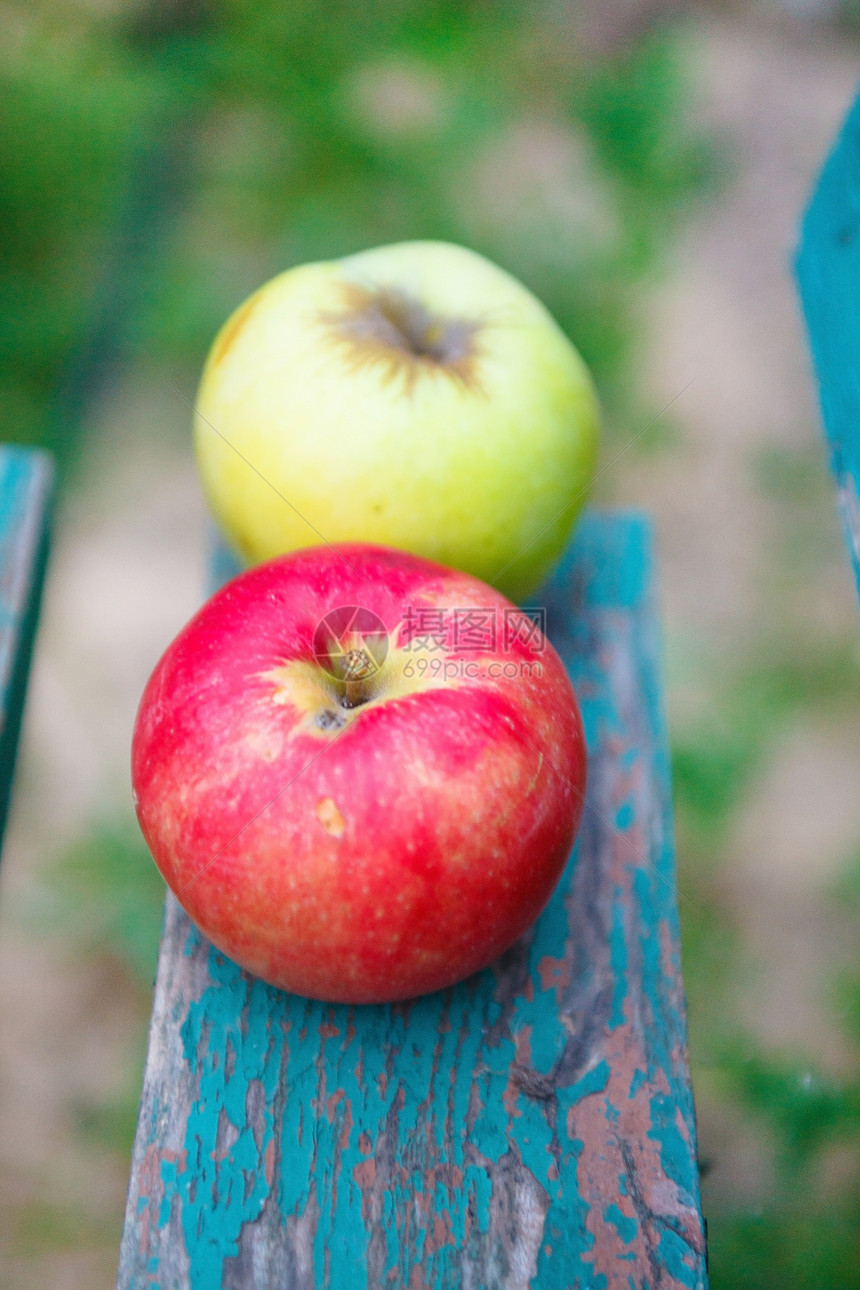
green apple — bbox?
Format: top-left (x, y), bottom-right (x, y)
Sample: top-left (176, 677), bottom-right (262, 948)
top-left (193, 240), bottom-right (599, 601)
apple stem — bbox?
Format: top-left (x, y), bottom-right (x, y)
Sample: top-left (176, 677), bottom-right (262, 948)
top-left (342, 678), bottom-right (365, 708)
top-left (339, 647), bottom-right (375, 708)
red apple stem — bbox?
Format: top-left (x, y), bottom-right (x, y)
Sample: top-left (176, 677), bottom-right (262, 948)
top-left (342, 678), bottom-right (364, 708)
top-left (340, 647), bottom-right (375, 708)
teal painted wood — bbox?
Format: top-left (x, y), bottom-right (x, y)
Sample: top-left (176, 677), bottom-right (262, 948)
top-left (118, 511), bottom-right (707, 1289)
top-left (796, 84), bottom-right (860, 602)
top-left (0, 447), bottom-right (53, 850)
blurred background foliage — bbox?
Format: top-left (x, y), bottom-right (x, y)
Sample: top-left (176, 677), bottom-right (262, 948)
top-left (1, 0), bottom-right (711, 465)
top-left (2, 0), bottom-right (860, 1285)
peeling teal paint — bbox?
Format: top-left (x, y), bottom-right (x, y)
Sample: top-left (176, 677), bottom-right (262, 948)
top-left (609, 894), bottom-right (629, 1030)
top-left (634, 865), bottom-right (672, 1086)
top-left (603, 1202), bottom-right (638, 1244)
top-left (172, 966), bottom-right (283, 1290)
top-left (568, 1058), bottom-right (611, 1103)
top-left (657, 1226), bottom-right (700, 1288)
top-left (797, 89), bottom-right (860, 604)
top-left (649, 1090), bottom-right (696, 1202)
top-left (559, 510), bottom-right (652, 609)
top-left (629, 1068), bottom-right (648, 1100)
top-left (615, 800), bottom-right (635, 831)
top-left (0, 449), bottom-right (53, 859)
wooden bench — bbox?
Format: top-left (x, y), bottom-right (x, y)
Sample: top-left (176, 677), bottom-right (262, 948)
top-left (796, 87), bottom-right (860, 604)
top-left (117, 510), bottom-right (708, 1289)
top-left (0, 446), bottom-right (54, 855)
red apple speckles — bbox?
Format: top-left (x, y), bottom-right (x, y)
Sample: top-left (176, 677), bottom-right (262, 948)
top-left (132, 543), bottom-right (586, 1003)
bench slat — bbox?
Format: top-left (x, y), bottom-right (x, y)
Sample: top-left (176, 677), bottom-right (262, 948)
top-left (0, 446), bottom-right (54, 850)
top-left (797, 88), bottom-right (860, 602)
top-left (118, 510), bottom-right (706, 1290)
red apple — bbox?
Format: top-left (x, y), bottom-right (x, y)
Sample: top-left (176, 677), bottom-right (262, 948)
top-left (132, 544), bottom-right (586, 1004)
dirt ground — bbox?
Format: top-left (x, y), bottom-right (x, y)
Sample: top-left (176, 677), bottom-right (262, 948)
top-left (1, 12), bottom-right (859, 1287)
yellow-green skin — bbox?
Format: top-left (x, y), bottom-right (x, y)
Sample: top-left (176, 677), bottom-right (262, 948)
top-left (193, 241), bottom-right (600, 602)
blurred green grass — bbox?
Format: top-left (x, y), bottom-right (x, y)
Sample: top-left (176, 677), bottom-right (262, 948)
top-left (1, 0), bottom-right (713, 465)
top-left (3, 1), bottom-right (860, 1283)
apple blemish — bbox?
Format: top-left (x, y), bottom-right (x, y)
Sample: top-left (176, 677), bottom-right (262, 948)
top-left (315, 709), bottom-right (347, 732)
top-left (315, 797), bottom-right (345, 838)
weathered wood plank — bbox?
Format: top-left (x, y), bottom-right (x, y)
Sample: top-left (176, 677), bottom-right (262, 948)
top-left (0, 447), bottom-right (54, 850)
top-left (796, 86), bottom-right (860, 603)
top-left (118, 511), bottom-right (707, 1290)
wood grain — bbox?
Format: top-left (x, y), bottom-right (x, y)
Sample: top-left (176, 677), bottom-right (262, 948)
top-left (797, 88), bottom-right (860, 603)
top-left (118, 511), bottom-right (707, 1289)
top-left (0, 446), bottom-right (54, 849)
